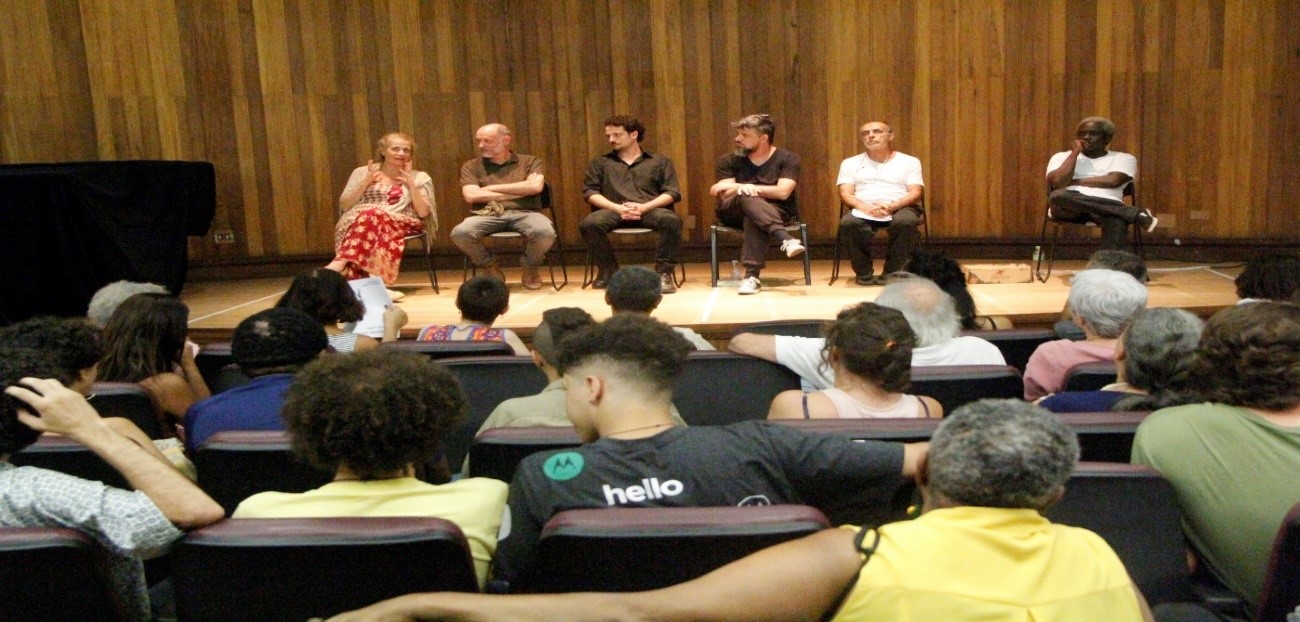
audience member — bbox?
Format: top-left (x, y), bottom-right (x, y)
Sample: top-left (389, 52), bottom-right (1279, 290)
top-left (1, 349), bottom-right (223, 621)
top-left (1024, 269), bottom-right (1146, 400)
top-left (1055, 249), bottom-right (1148, 340)
top-left (1038, 308), bottom-right (1203, 413)
top-left (606, 266), bottom-right (714, 350)
top-left (1235, 253), bottom-right (1300, 304)
top-left (232, 348), bottom-right (508, 587)
top-left (276, 268), bottom-right (406, 352)
top-left (1132, 302), bottom-right (1300, 607)
top-left (86, 281), bottom-right (170, 327)
top-left (490, 314), bottom-right (922, 589)
top-left (416, 276), bottom-right (528, 354)
top-left (325, 400), bottom-right (1148, 622)
top-left (98, 294), bottom-right (211, 433)
top-left (0, 316), bottom-right (103, 394)
top-left (183, 308), bottom-right (327, 452)
top-left (730, 277), bottom-right (1005, 390)
top-left (767, 303), bottom-right (941, 419)
top-left (906, 249), bottom-right (1013, 330)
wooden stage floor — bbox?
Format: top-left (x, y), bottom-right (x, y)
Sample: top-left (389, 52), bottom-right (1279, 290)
top-left (183, 259), bottom-right (1243, 345)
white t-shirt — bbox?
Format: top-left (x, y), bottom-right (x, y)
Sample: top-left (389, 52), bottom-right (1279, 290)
top-left (775, 335), bottom-right (1006, 391)
top-left (836, 152), bottom-right (924, 204)
top-left (1046, 150), bottom-right (1137, 203)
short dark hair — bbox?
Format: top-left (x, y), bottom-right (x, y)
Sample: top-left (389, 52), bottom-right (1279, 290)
top-left (606, 267), bottom-right (662, 313)
top-left (456, 276), bottom-right (510, 324)
top-left (232, 308), bottom-right (328, 375)
top-left (533, 307), bottom-right (596, 367)
top-left (822, 303), bottom-right (915, 393)
top-left (904, 250), bottom-right (981, 330)
top-left (98, 294), bottom-right (189, 383)
top-left (1192, 302), bottom-right (1300, 410)
top-left (1235, 253), bottom-right (1300, 301)
top-left (1087, 250), bottom-right (1149, 283)
top-left (0, 317), bottom-right (103, 379)
top-left (0, 348), bottom-right (76, 455)
top-left (277, 269), bottom-right (365, 324)
top-left (282, 349), bottom-right (466, 479)
top-left (555, 314), bottom-right (692, 393)
top-left (604, 115), bottom-right (646, 142)
top-left (733, 114), bottom-right (776, 142)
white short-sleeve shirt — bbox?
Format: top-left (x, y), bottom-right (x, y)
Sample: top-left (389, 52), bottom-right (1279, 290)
top-left (836, 152), bottom-right (924, 205)
top-left (1046, 150), bottom-right (1137, 203)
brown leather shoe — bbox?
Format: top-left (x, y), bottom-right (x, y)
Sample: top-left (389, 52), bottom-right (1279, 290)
top-left (481, 264), bottom-right (506, 283)
top-left (522, 266), bottom-right (543, 290)
top-left (660, 271), bottom-right (678, 294)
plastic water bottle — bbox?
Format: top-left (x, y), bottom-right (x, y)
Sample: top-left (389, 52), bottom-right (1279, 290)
top-left (1031, 245), bottom-right (1042, 263)
top-left (730, 260), bottom-right (741, 281)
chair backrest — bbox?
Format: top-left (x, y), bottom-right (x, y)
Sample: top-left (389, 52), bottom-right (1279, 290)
top-left (769, 418), bottom-right (939, 442)
top-left (10, 435), bottom-right (130, 490)
top-left (1063, 361), bottom-right (1119, 391)
top-left (517, 505), bottom-right (829, 593)
top-left (194, 431), bottom-right (334, 516)
top-left (467, 426), bottom-right (582, 482)
top-left (1056, 411), bottom-right (1148, 462)
top-left (674, 352), bottom-right (803, 425)
top-left (173, 517), bottom-right (478, 622)
top-left (733, 319), bottom-right (828, 339)
top-left (909, 365), bottom-right (1024, 413)
top-left (963, 328), bottom-right (1055, 372)
top-left (0, 527), bottom-right (128, 622)
top-left (195, 342), bottom-right (233, 390)
top-left (89, 381), bottom-right (166, 438)
top-left (1044, 462), bottom-right (1194, 605)
top-left (1257, 501), bottom-right (1300, 622)
top-left (441, 356), bottom-right (550, 469)
top-left (384, 339), bottom-right (517, 359)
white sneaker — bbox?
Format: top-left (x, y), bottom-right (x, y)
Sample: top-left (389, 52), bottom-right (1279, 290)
top-left (781, 239), bottom-right (806, 258)
top-left (385, 289), bottom-right (406, 301)
top-left (738, 276), bottom-right (762, 295)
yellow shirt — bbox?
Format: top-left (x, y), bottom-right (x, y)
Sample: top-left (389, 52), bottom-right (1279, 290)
top-left (233, 477), bottom-right (507, 587)
top-left (833, 506), bottom-right (1144, 621)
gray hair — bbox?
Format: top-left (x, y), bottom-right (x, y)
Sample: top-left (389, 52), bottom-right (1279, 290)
top-left (1078, 116), bottom-right (1116, 141)
top-left (1067, 269), bottom-right (1147, 338)
top-left (874, 278), bottom-right (959, 348)
top-left (1121, 308), bottom-right (1204, 392)
top-left (86, 281), bottom-right (170, 327)
top-left (928, 399), bottom-right (1080, 511)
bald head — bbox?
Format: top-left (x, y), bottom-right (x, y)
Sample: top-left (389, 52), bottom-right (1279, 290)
top-left (475, 123), bottom-right (513, 161)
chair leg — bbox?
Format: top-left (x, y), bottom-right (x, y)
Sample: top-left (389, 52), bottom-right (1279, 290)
top-left (1035, 216), bottom-right (1052, 283)
top-left (676, 262), bottom-right (686, 287)
top-left (800, 223), bottom-right (811, 285)
top-left (710, 226), bottom-right (720, 287)
top-left (547, 240), bottom-right (568, 291)
top-left (581, 248), bottom-right (595, 289)
top-left (463, 255), bottom-right (474, 283)
top-left (423, 241), bottom-right (439, 294)
top-left (830, 225), bottom-right (844, 285)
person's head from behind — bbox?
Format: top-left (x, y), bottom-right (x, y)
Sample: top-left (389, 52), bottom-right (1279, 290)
top-left (1235, 253), bottom-right (1300, 302)
top-left (86, 281), bottom-right (170, 327)
top-left (457, 276), bottom-right (510, 325)
top-left (0, 317), bottom-right (103, 394)
top-left (605, 267), bottom-right (663, 314)
top-left (905, 250), bottom-right (980, 330)
top-left (276, 268), bottom-right (365, 326)
top-left (1066, 269), bottom-right (1147, 339)
top-left (99, 294), bottom-right (190, 383)
top-left (232, 308), bottom-right (328, 377)
top-left (822, 303), bottom-right (915, 393)
top-left (1119, 308), bottom-right (1203, 393)
top-left (532, 307), bottom-right (596, 372)
top-left (874, 277), bottom-right (959, 348)
top-left (1192, 302), bottom-right (1300, 411)
top-left (1086, 250), bottom-right (1148, 283)
top-left (0, 348), bottom-right (76, 457)
top-left (924, 399), bottom-right (1079, 513)
top-left (282, 349), bottom-right (466, 480)
top-left (555, 314), bottom-right (692, 441)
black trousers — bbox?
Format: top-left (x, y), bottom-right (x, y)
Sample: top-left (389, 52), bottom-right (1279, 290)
top-left (579, 207), bottom-right (682, 275)
top-left (839, 205), bottom-right (923, 277)
top-left (1048, 189), bottom-right (1141, 250)
top-left (716, 195), bottom-right (796, 275)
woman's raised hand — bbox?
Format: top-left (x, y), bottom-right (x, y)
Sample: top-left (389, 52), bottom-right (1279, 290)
top-left (365, 159), bottom-right (383, 185)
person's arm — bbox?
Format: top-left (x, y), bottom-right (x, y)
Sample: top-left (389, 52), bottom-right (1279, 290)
top-left (382, 305), bottom-right (408, 343)
top-left (6, 379), bottom-right (224, 528)
top-left (140, 372), bottom-right (205, 423)
top-left (918, 396), bottom-right (943, 419)
top-left (101, 417), bottom-right (173, 465)
top-left (1072, 171), bottom-right (1132, 189)
top-left (887, 184), bottom-right (924, 214)
top-left (1047, 143), bottom-right (1082, 190)
top-left (726, 333), bottom-right (778, 363)
top-left (324, 528), bottom-right (864, 622)
top-left (177, 343), bottom-right (211, 401)
top-left (482, 173), bottom-right (544, 197)
top-left (352, 334), bottom-right (381, 351)
top-left (709, 177), bottom-right (741, 198)
top-left (740, 177), bottom-right (796, 201)
top-left (462, 184), bottom-right (525, 204)
top-left (339, 164), bottom-right (379, 212)
top-left (394, 166), bottom-right (435, 219)
top-left (766, 389), bottom-right (809, 420)
top-left (839, 182), bottom-right (871, 212)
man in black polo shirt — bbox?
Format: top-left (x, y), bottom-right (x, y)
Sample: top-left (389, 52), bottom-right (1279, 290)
top-left (579, 115), bottom-right (683, 293)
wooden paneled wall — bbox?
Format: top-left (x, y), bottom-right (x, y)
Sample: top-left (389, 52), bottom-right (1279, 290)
top-left (3, 0), bottom-right (1298, 265)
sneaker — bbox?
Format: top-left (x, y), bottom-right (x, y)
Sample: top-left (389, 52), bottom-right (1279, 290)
top-left (385, 288), bottom-right (406, 301)
top-left (780, 239), bottom-right (806, 258)
top-left (521, 266), bottom-right (543, 290)
top-left (659, 272), bottom-right (678, 294)
top-left (738, 276), bottom-right (762, 295)
top-left (854, 275), bottom-right (875, 286)
top-left (1136, 209), bottom-right (1159, 233)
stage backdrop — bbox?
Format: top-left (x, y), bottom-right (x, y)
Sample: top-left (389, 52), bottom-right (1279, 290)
top-left (2, 0), bottom-right (1297, 268)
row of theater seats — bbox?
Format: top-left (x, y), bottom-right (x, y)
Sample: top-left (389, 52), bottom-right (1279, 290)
top-left (7, 466), bottom-right (1299, 621)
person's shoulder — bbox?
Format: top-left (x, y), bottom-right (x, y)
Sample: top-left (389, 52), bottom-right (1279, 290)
top-left (838, 152), bottom-right (865, 167)
top-left (894, 151), bottom-right (922, 166)
top-left (445, 476), bottom-right (510, 496)
top-left (775, 147), bottom-right (801, 162)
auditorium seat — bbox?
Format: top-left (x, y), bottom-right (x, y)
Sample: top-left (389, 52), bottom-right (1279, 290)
top-left (441, 356), bottom-right (549, 470)
top-left (381, 339), bottom-right (516, 358)
top-left (1062, 360), bottom-right (1118, 391)
top-left (909, 365), bottom-right (1024, 413)
top-left (514, 505), bottom-right (829, 593)
top-left (467, 426), bottom-right (582, 482)
top-left (675, 351), bottom-right (802, 425)
top-left (10, 435), bottom-right (130, 490)
top-left (0, 527), bottom-right (127, 622)
top-left (1257, 501), bottom-right (1300, 622)
top-left (90, 382), bottom-right (167, 439)
top-left (963, 328), bottom-right (1055, 372)
top-left (1044, 462), bottom-right (1194, 605)
top-left (769, 417), bottom-right (939, 442)
top-left (173, 517), bottom-right (478, 621)
top-left (732, 319), bottom-right (827, 339)
top-left (194, 342), bottom-right (233, 390)
top-left (1055, 411), bottom-right (1148, 462)
top-left (194, 431), bottom-right (333, 516)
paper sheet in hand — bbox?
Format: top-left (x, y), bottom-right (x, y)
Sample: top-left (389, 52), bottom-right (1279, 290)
top-left (851, 208), bottom-right (892, 223)
top-left (347, 277), bottom-right (392, 338)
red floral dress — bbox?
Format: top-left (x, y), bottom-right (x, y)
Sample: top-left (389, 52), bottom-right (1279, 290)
top-left (333, 167), bottom-right (436, 284)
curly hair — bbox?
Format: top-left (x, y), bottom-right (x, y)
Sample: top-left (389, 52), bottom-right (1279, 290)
top-left (532, 307), bottom-right (596, 367)
top-left (98, 294), bottom-right (189, 383)
top-left (456, 276), bottom-right (510, 324)
top-left (604, 115), bottom-right (646, 142)
top-left (1235, 253), bottom-right (1300, 301)
top-left (555, 314), bottom-right (692, 393)
top-left (1191, 302), bottom-right (1300, 410)
top-left (821, 303), bottom-right (915, 393)
top-left (606, 267), bottom-right (662, 313)
top-left (904, 250), bottom-right (981, 330)
top-left (0, 316), bottom-right (103, 378)
top-left (0, 348), bottom-right (76, 455)
top-left (282, 349), bottom-right (466, 479)
top-left (276, 269), bottom-right (365, 325)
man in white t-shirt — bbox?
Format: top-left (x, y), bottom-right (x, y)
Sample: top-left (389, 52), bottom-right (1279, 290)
top-left (1046, 117), bottom-right (1157, 251)
top-left (836, 121), bottom-right (925, 286)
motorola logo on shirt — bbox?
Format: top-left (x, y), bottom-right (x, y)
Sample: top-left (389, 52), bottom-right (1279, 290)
top-left (602, 478), bottom-right (684, 506)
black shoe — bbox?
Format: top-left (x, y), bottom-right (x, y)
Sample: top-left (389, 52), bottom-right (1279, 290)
top-left (854, 275), bottom-right (876, 286)
top-left (1136, 209), bottom-right (1159, 233)
top-left (591, 275), bottom-right (610, 289)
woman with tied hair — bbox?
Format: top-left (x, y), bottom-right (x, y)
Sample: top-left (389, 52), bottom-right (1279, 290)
top-left (324, 132), bottom-right (437, 299)
top-left (276, 268), bottom-right (407, 353)
top-left (767, 303), bottom-right (942, 420)
top-left (904, 249), bottom-right (1013, 331)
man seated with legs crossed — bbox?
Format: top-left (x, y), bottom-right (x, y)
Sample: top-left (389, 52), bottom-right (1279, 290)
top-left (837, 121), bottom-right (925, 286)
top-left (1046, 116), bottom-right (1157, 251)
